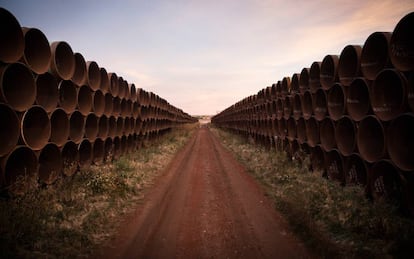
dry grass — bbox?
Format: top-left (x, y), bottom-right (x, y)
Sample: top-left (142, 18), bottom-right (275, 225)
top-left (212, 127), bottom-right (414, 259)
top-left (0, 124), bottom-right (197, 259)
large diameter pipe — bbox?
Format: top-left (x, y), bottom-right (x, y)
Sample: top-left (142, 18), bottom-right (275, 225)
top-left (0, 103), bottom-right (20, 157)
top-left (287, 117), bottom-right (296, 141)
top-left (98, 115), bottom-right (109, 139)
top-left (277, 118), bottom-right (287, 139)
top-left (387, 113), bottom-right (414, 171)
top-left (305, 116), bottom-right (320, 147)
top-left (301, 91), bottom-right (313, 119)
top-left (85, 113), bottom-right (98, 140)
top-left (0, 8), bottom-right (24, 63)
top-left (296, 117), bottom-right (306, 144)
top-left (344, 153), bottom-right (368, 186)
top-left (283, 96), bottom-right (292, 119)
top-left (104, 93), bottom-right (113, 116)
top-left (92, 89), bottom-right (105, 117)
top-left (130, 83), bottom-right (137, 102)
top-left (132, 101), bottom-right (141, 119)
top-left (320, 55), bottom-right (339, 90)
top-left (0, 62), bottom-right (36, 112)
top-left (368, 160), bottom-right (402, 201)
top-left (21, 27), bottom-right (51, 74)
top-left (112, 97), bottom-right (121, 117)
top-left (108, 116), bottom-right (117, 138)
top-left (389, 12), bottom-right (414, 71)
top-left (116, 117), bottom-right (124, 137)
top-left (292, 93), bottom-right (302, 120)
top-left (290, 73), bottom-right (300, 94)
top-left (50, 41), bottom-right (75, 80)
top-left (61, 141), bottom-right (79, 176)
top-left (299, 68), bottom-right (310, 93)
top-left (338, 45), bottom-right (362, 86)
top-left (281, 77), bottom-right (290, 96)
top-left (276, 98), bottom-right (284, 120)
top-left (1, 146), bottom-right (37, 191)
top-left (346, 78), bottom-right (372, 122)
top-left (21, 105), bottom-right (51, 150)
top-left (117, 76), bottom-right (126, 99)
top-left (69, 111), bottom-right (85, 144)
top-left (361, 32), bottom-right (392, 80)
top-left (86, 61), bottom-right (101, 91)
top-left (357, 115), bottom-right (386, 163)
top-left (335, 116), bottom-right (357, 156)
top-left (324, 149), bottom-right (345, 184)
top-left (108, 72), bottom-right (119, 97)
top-left (77, 85), bottom-right (92, 116)
top-left (313, 88), bottom-right (328, 121)
top-left (327, 83), bottom-right (346, 121)
top-left (58, 80), bottom-right (77, 114)
top-left (71, 52), bottom-right (87, 86)
top-left (78, 139), bottom-right (92, 169)
top-left (50, 108), bottom-right (69, 147)
top-left (309, 61), bottom-right (321, 93)
top-left (371, 69), bottom-right (407, 121)
top-left (92, 138), bottom-right (104, 165)
top-left (100, 67), bottom-right (109, 93)
top-left (35, 72), bottom-right (58, 113)
top-left (320, 117), bottom-right (336, 152)
top-left (38, 143), bottom-right (62, 185)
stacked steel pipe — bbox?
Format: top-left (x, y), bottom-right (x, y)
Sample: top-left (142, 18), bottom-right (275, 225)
top-left (212, 12), bottom-right (414, 214)
top-left (0, 8), bottom-right (196, 191)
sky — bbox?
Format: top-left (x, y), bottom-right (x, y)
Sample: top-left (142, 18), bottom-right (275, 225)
top-left (2, 0), bottom-right (414, 115)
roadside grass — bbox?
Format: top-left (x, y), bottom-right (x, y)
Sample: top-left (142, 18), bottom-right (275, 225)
top-left (0, 124), bottom-right (197, 259)
top-left (212, 127), bottom-right (414, 259)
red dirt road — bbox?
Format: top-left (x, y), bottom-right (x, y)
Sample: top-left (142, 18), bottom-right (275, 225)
top-left (100, 128), bottom-right (311, 258)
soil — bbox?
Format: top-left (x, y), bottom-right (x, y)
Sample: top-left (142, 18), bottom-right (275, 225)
top-left (97, 127), bottom-right (312, 258)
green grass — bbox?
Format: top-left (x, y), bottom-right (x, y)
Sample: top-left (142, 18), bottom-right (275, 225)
top-left (0, 124), bottom-right (197, 258)
top-left (212, 127), bottom-right (414, 259)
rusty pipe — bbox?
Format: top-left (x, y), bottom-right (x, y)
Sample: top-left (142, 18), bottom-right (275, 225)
top-left (335, 116), bottom-right (357, 156)
top-left (292, 93), bottom-right (302, 120)
top-left (117, 76), bottom-right (126, 99)
top-left (21, 27), bottom-right (51, 74)
top-left (0, 103), bottom-right (20, 156)
top-left (387, 113), bottom-right (414, 171)
top-left (309, 61), bottom-right (321, 93)
top-left (344, 153), bottom-right (368, 186)
top-left (283, 96), bottom-right (292, 120)
top-left (100, 67), bottom-right (109, 93)
top-left (78, 139), bottom-right (92, 169)
top-left (305, 116), bottom-right (320, 147)
top-left (368, 160), bottom-right (402, 201)
top-left (61, 141), bottom-right (79, 176)
top-left (290, 73), bottom-right (300, 94)
top-left (327, 83), bottom-right (347, 121)
top-left (50, 41), bottom-right (75, 80)
top-left (361, 32), bottom-right (392, 80)
top-left (92, 89), bottom-right (105, 117)
top-left (49, 108), bottom-right (69, 147)
top-left (389, 12), bottom-right (414, 71)
top-left (69, 111), bottom-right (85, 144)
top-left (124, 117), bottom-right (132, 135)
top-left (112, 96), bottom-right (121, 117)
top-left (338, 45), bottom-right (362, 86)
top-left (320, 117), bottom-right (336, 151)
top-left (287, 117), bottom-right (296, 141)
top-left (104, 93), bottom-right (113, 116)
top-left (85, 113), bottom-right (98, 140)
top-left (86, 61), bottom-right (101, 91)
top-left (281, 77), bottom-right (290, 96)
top-left (108, 116), bottom-right (117, 138)
top-left (77, 85), bottom-right (92, 116)
top-left (296, 117), bottom-right (306, 144)
top-left (21, 105), bottom-right (51, 150)
top-left (116, 117), bottom-right (124, 137)
top-left (346, 78), bottom-right (372, 121)
top-left (71, 52), bottom-right (87, 86)
top-left (97, 115), bottom-right (108, 139)
top-left (313, 88), bottom-right (328, 121)
top-left (35, 72), bottom-right (58, 113)
top-left (58, 80), bottom-right (77, 114)
top-left (301, 90), bottom-right (313, 120)
top-left (132, 101), bottom-right (141, 119)
top-left (371, 69), bottom-right (407, 121)
top-left (277, 118), bottom-right (287, 139)
top-left (357, 115), bottom-right (386, 163)
top-left (108, 72), bottom-right (119, 97)
top-left (299, 68), bottom-right (310, 94)
top-left (0, 8), bottom-right (24, 63)
top-left (38, 143), bottom-right (62, 184)
top-left (130, 83), bottom-right (137, 102)
top-left (92, 138), bottom-right (104, 165)
top-left (276, 98), bottom-right (284, 120)
top-left (320, 55), bottom-right (339, 90)
top-left (0, 62), bottom-right (36, 112)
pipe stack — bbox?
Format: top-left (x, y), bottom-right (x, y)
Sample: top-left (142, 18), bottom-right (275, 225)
top-left (212, 12), bottom-right (414, 215)
top-left (0, 8), bottom-right (196, 192)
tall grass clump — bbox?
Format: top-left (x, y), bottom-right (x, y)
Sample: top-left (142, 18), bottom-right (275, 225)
top-left (212, 127), bottom-right (414, 259)
top-left (0, 124), bottom-right (197, 258)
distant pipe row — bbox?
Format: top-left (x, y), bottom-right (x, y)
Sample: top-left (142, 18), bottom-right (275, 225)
top-left (0, 8), bottom-right (197, 192)
top-left (212, 12), bottom-right (414, 214)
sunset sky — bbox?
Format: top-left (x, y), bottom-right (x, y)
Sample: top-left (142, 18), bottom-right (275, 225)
top-left (3, 0), bottom-right (414, 115)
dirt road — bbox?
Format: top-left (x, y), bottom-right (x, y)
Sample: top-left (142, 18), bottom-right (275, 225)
top-left (100, 127), bottom-right (311, 258)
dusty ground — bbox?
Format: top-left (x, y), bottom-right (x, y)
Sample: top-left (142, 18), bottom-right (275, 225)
top-left (98, 127), bottom-right (311, 258)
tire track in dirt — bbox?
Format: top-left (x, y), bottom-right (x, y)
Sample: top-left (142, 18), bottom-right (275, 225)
top-left (98, 128), bottom-right (311, 258)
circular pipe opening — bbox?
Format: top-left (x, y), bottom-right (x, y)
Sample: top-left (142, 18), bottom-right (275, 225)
top-left (61, 141), bottom-right (79, 176)
top-left (281, 77), bottom-right (290, 96)
top-left (3, 146), bottom-right (37, 190)
top-left (35, 72), bottom-right (58, 112)
top-left (327, 83), bottom-right (346, 121)
top-left (290, 73), bottom-right (300, 94)
top-left (361, 32), bottom-right (392, 80)
top-left (118, 77), bottom-right (126, 99)
top-left (21, 27), bottom-right (51, 74)
top-left (108, 116), bottom-right (117, 138)
top-left (335, 116), bottom-right (356, 156)
top-left (287, 117), bottom-right (296, 141)
top-left (108, 72), bottom-right (118, 97)
top-left (116, 117), bottom-right (124, 137)
top-left (92, 138), bottom-right (104, 165)
top-left (347, 78), bottom-right (371, 121)
top-left (78, 139), bottom-right (92, 169)
top-left (100, 67), bottom-right (109, 93)
top-left (283, 96), bottom-right (292, 119)
top-left (69, 111), bottom-right (85, 144)
top-left (58, 80), bottom-right (77, 114)
top-left (389, 12), bottom-right (414, 71)
top-left (292, 94), bottom-right (302, 120)
top-left (0, 8), bottom-right (24, 63)
top-left (21, 105), bottom-right (51, 150)
top-left (344, 153), bottom-right (368, 186)
top-left (50, 108), bottom-right (69, 147)
top-left (357, 115), bottom-right (386, 163)
top-left (320, 117), bottom-right (336, 151)
top-left (309, 61), bottom-right (321, 93)
top-left (112, 97), bottom-right (121, 117)
top-left (98, 115), bottom-right (108, 138)
top-left (92, 89), bottom-right (105, 116)
top-left (50, 41), bottom-right (75, 80)
top-left (130, 83), bottom-right (137, 102)
top-left (306, 117), bottom-right (319, 147)
top-left (301, 91), bottom-right (313, 119)
top-left (0, 62), bottom-right (36, 112)
top-left (77, 85), bottom-right (92, 116)
top-left (86, 61), bottom-right (101, 91)
top-left (104, 93), bottom-right (113, 116)
top-left (387, 113), bottom-right (414, 171)
top-left (71, 52), bottom-right (87, 86)
top-left (85, 113), bottom-right (98, 140)
top-left (38, 143), bottom-right (62, 184)
top-left (371, 69), bottom-right (407, 121)
top-left (124, 117), bottom-right (132, 135)
top-left (313, 88), bottom-right (327, 121)
top-left (296, 117), bottom-right (306, 144)
top-left (320, 54), bottom-right (339, 90)
top-left (299, 67), bottom-right (310, 93)
top-left (0, 103), bottom-right (20, 156)
top-left (338, 45), bottom-right (362, 86)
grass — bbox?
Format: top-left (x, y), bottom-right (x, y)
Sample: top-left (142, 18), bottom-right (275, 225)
top-left (212, 127), bottom-right (414, 259)
top-left (0, 124), bottom-right (197, 259)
